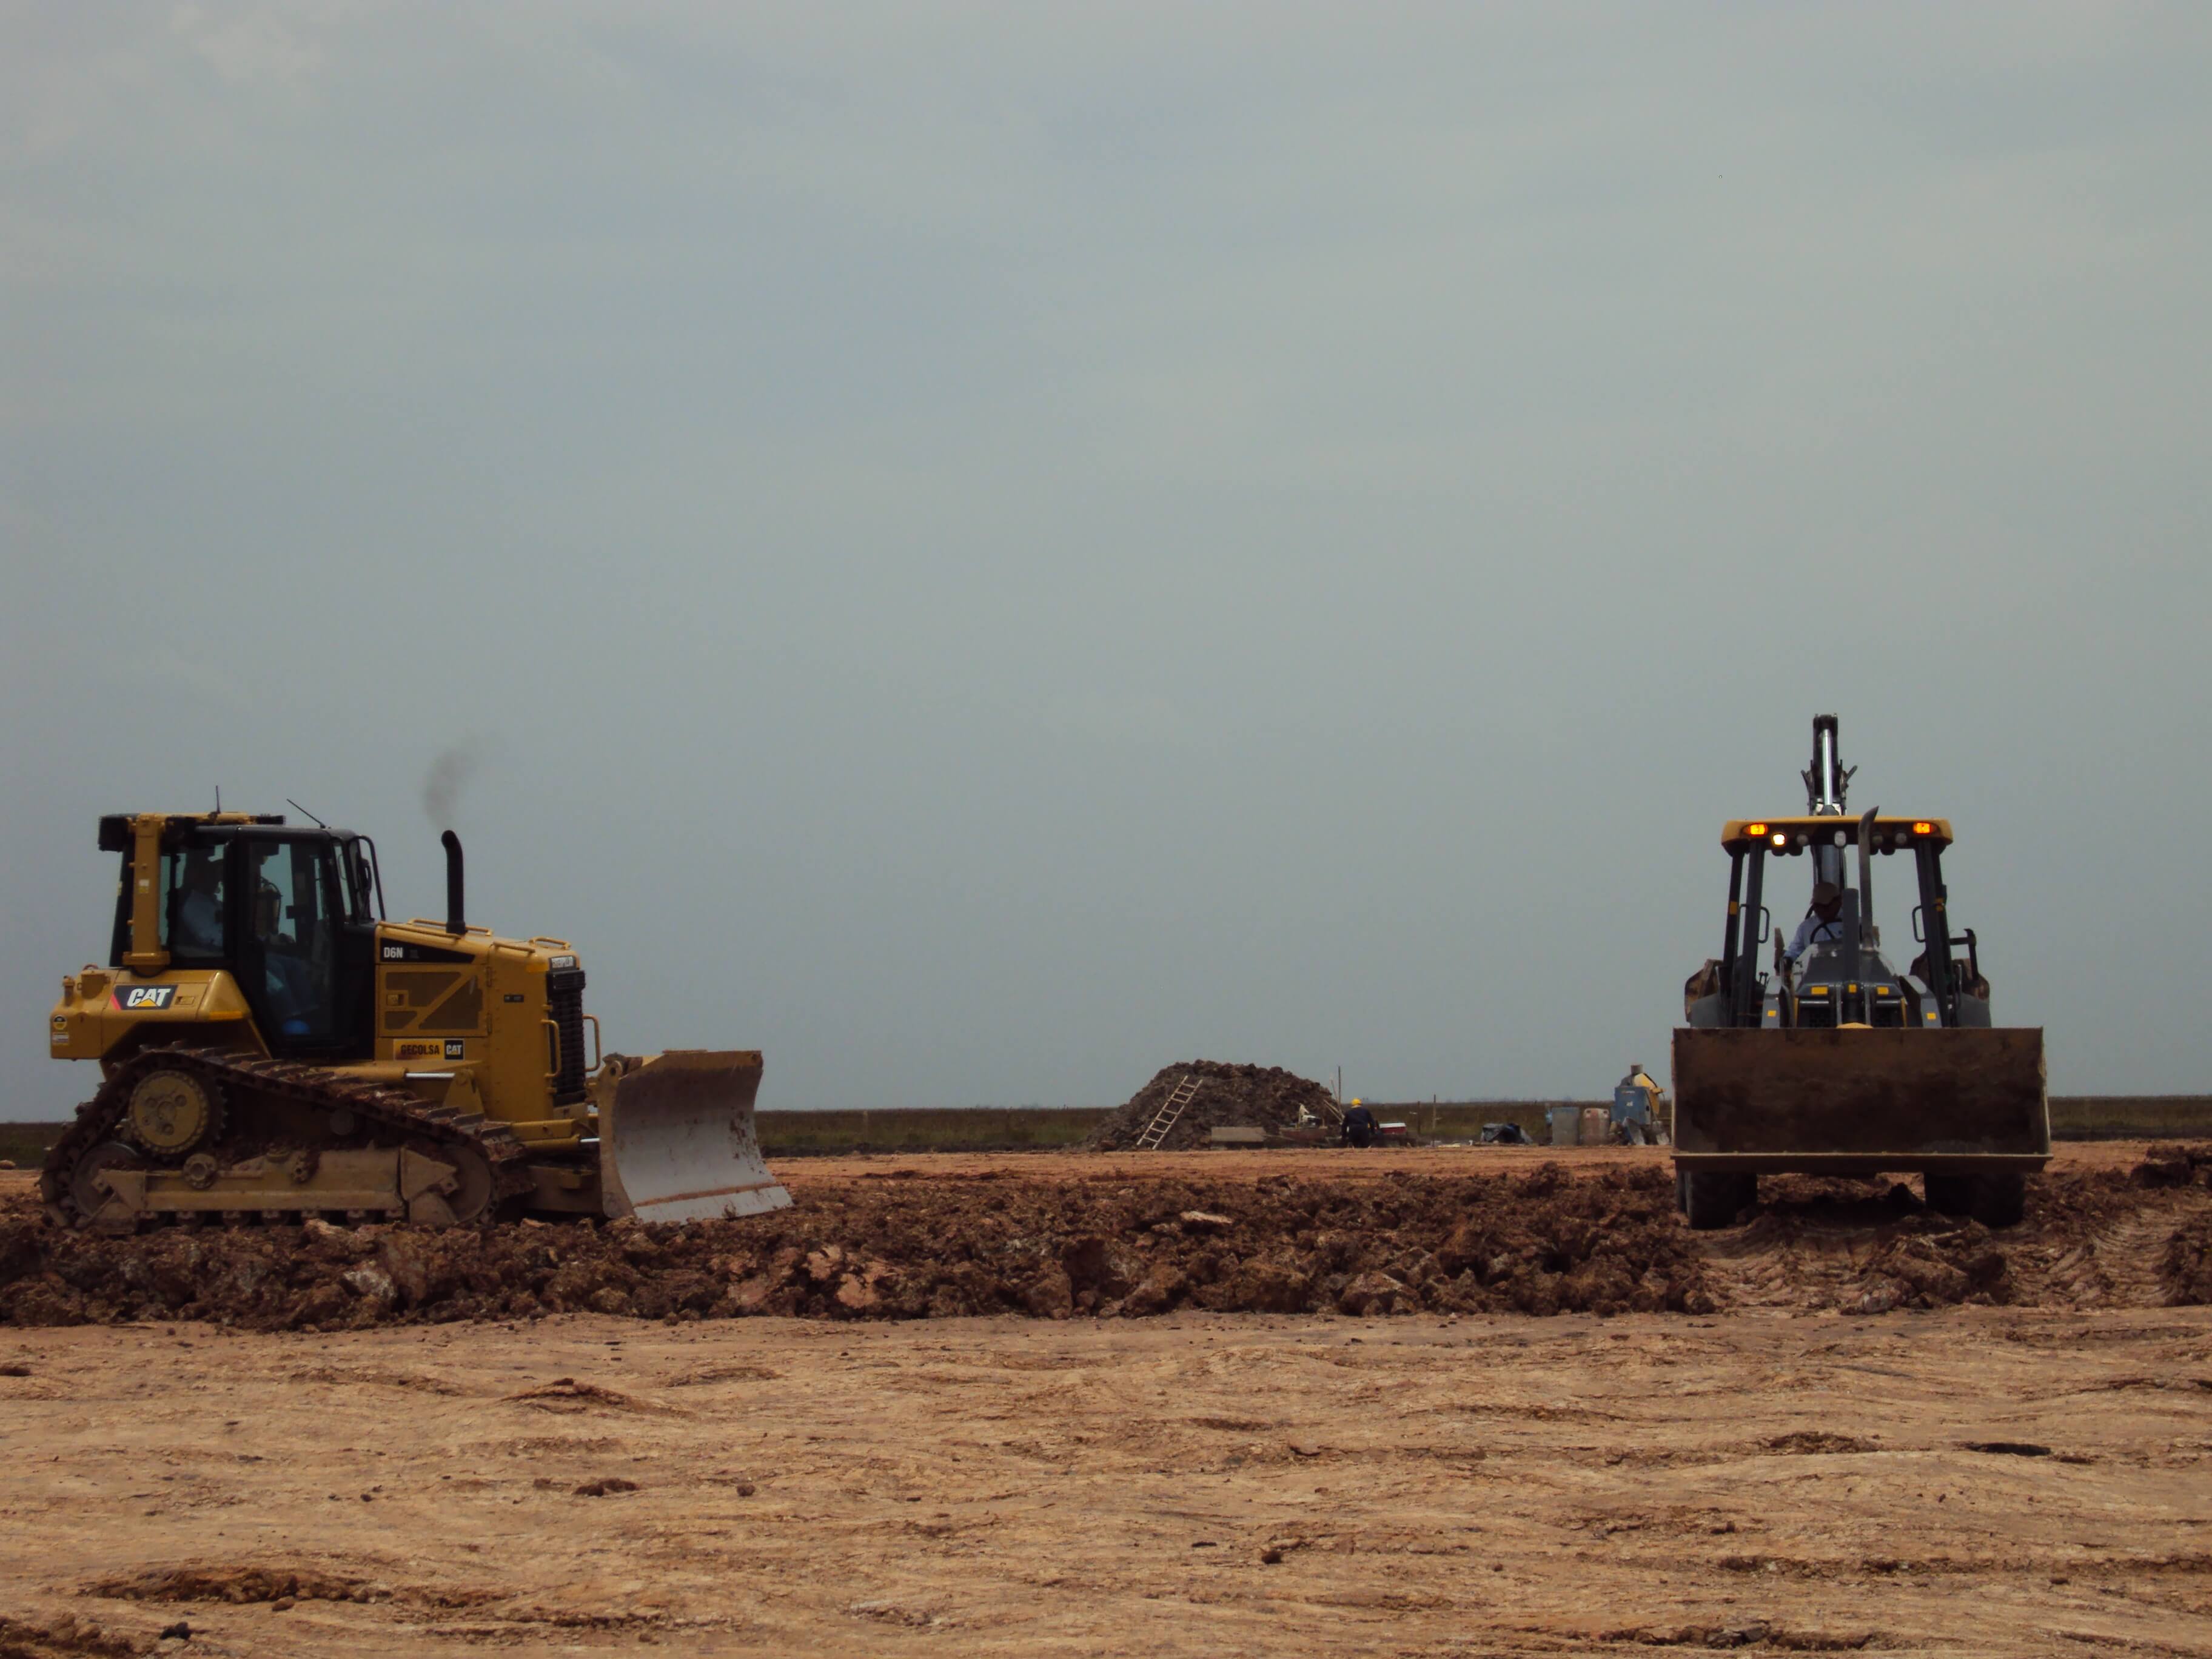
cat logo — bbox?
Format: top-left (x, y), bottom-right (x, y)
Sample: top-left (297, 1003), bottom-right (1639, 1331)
top-left (444, 1039), bottom-right (465, 1059)
top-left (112, 985), bottom-right (178, 1011)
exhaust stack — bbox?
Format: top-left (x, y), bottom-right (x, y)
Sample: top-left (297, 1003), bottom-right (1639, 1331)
top-left (441, 830), bottom-right (465, 934)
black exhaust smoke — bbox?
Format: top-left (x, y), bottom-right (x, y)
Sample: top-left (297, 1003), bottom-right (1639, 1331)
top-left (442, 830), bottom-right (464, 934)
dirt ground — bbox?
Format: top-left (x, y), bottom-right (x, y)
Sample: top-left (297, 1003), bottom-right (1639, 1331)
top-left (2, 1146), bottom-right (2210, 1656)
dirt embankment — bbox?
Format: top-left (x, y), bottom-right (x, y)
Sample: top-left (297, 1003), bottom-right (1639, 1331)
top-left (1084, 1059), bottom-right (1339, 1150)
top-left (0, 1165), bottom-right (1708, 1330)
top-left (4, 1144), bottom-right (2208, 1333)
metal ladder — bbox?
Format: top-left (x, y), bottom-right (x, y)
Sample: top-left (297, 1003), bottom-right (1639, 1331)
top-left (1134, 1073), bottom-right (1205, 1150)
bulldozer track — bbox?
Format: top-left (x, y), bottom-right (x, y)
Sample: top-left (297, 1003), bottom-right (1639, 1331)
top-left (39, 1047), bottom-right (535, 1230)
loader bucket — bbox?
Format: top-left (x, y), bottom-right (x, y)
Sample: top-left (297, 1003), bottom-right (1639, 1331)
top-left (598, 1050), bottom-right (793, 1222)
top-left (1671, 1026), bottom-right (2049, 1175)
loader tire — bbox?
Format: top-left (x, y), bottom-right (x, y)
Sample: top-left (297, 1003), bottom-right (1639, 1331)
top-left (1680, 1169), bottom-right (1754, 1230)
top-left (1924, 1172), bottom-right (2026, 1228)
top-left (1969, 1173), bottom-right (2026, 1230)
top-left (1923, 1173), bottom-right (1976, 1218)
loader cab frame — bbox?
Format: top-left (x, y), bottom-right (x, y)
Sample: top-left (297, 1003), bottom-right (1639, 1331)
top-left (106, 820), bottom-right (384, 1061)
top-left (1708, 816), bottom-right (1980, 1034)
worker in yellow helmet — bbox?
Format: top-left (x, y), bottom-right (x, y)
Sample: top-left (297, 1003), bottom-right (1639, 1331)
top-left (1341, 1098), bottom-right (1378, 1148)
top-left (1613, 1065), bottom-right (1669, 1145)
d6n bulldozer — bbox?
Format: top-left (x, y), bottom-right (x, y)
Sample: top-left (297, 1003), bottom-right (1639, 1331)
top-left (42, 811), bottom-right (789, 1230)
top-left (1672, 717), bottom-right (2049, 1230)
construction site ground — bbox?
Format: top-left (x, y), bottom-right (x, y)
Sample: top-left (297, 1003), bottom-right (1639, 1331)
top-left (2, 1144), bottom-right (2210, 1657)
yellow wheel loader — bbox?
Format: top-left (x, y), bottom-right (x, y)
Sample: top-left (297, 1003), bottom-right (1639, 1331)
top-left (42, 812), bottom-right (789, 1230)
top-left (1672, 717), bottom-right (2048, 1229)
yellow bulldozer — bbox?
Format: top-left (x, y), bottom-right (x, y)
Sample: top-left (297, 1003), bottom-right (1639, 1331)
top-left (1671, 717), bottom-right (2049, 1229)
top-left (42, 811), bottom-right (789, 1230)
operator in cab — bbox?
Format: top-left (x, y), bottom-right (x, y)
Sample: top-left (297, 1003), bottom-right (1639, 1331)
top-left (1782, 881), bottom-right (1845, 969)
top-left (172, 851), bottom-right (226, 954)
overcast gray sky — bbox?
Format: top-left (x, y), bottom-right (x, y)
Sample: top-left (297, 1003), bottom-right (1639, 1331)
top-left (5, 3), bottom-right (2208, 1118)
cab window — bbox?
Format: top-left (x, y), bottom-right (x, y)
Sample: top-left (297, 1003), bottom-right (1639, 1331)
top-left (160, 845), bottom-right (230, 962)
top-left (247, 838), bottom-right (341, 1042)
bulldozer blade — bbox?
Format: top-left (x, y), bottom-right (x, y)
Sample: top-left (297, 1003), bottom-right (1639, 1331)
top-left (1671, 1026), bottom-right (2049, 1174)
top-left (598, 1050), bottom-right (792, 1222)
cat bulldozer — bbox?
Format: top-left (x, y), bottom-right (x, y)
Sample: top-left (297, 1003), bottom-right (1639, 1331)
top-left (1672, 717), bottom-right (2048, 1230)
top-left (42, 811), bottom-right (789, 1230)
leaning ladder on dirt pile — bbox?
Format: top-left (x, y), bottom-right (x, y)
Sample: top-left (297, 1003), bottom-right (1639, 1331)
top-left (1136, 1073), bottom-right (1205, 1149)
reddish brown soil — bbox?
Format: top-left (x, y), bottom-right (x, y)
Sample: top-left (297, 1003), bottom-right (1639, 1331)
top-left (0, 1164), bottom-right (1709, 1329)
top-left (3, 1144), bottom-right (2207, 1333)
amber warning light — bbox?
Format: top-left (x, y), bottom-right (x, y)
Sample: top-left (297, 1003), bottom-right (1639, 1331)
top-left (1913, 822), bottom-right (1933, 834)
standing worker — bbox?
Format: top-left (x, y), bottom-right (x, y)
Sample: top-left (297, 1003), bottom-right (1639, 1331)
top-left (1341, 1098), bottom-right (1379, 1149)
top-left (1612, 1064), bottom-right (1669, 1145)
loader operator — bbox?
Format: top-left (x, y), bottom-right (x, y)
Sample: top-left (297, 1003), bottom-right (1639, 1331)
top-left (1781, 881), bottom-right (1845, 970)
top-left (252, 876), bottom-right (320, 1037)
top-left (172, 853), bottom-right (226, 954)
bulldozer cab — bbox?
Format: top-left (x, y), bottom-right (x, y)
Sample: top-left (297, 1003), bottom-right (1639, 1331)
top-left (105, 817), bottom-right (383, 1061)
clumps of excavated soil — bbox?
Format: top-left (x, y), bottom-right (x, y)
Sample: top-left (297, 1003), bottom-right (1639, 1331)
top-left (1084, 1060), bottom-right (1339, 1151)
top-left (1843, 1227), bottom-right (2016, 1315)
top-left (0, 1165), bottom-right (1711, 1330)
top-left (2162, 1212), bottom-right (2212, 1305)
top-left (1658, 1152), bottom-right (2212, 1316)
top-left (1714, 1179), bottom-right (2022, 1315)
top-left (2133, 1142), bottom-right (2212, 1191)
top-left (87, 1565), bottom-right (386, 1606)
top-left (0, 1615), bottom-right (144, 1659)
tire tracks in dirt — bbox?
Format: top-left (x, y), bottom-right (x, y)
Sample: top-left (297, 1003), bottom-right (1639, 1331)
top-left (1694, 1179), bottom-right (2212, 1313)
top-left (1695, 1212), bottom-right (1879, 1312)
top-left (2025, 1204), bottom-right (2199, 1309)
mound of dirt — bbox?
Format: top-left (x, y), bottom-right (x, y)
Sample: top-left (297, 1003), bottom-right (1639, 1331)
top-left (2133, 1142), bottom-right (2212, 1190)
top-left (0, 1164), bottom-right (1711, 1329)
top-left (1084, 1060), bottom-right (1339, 1151)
